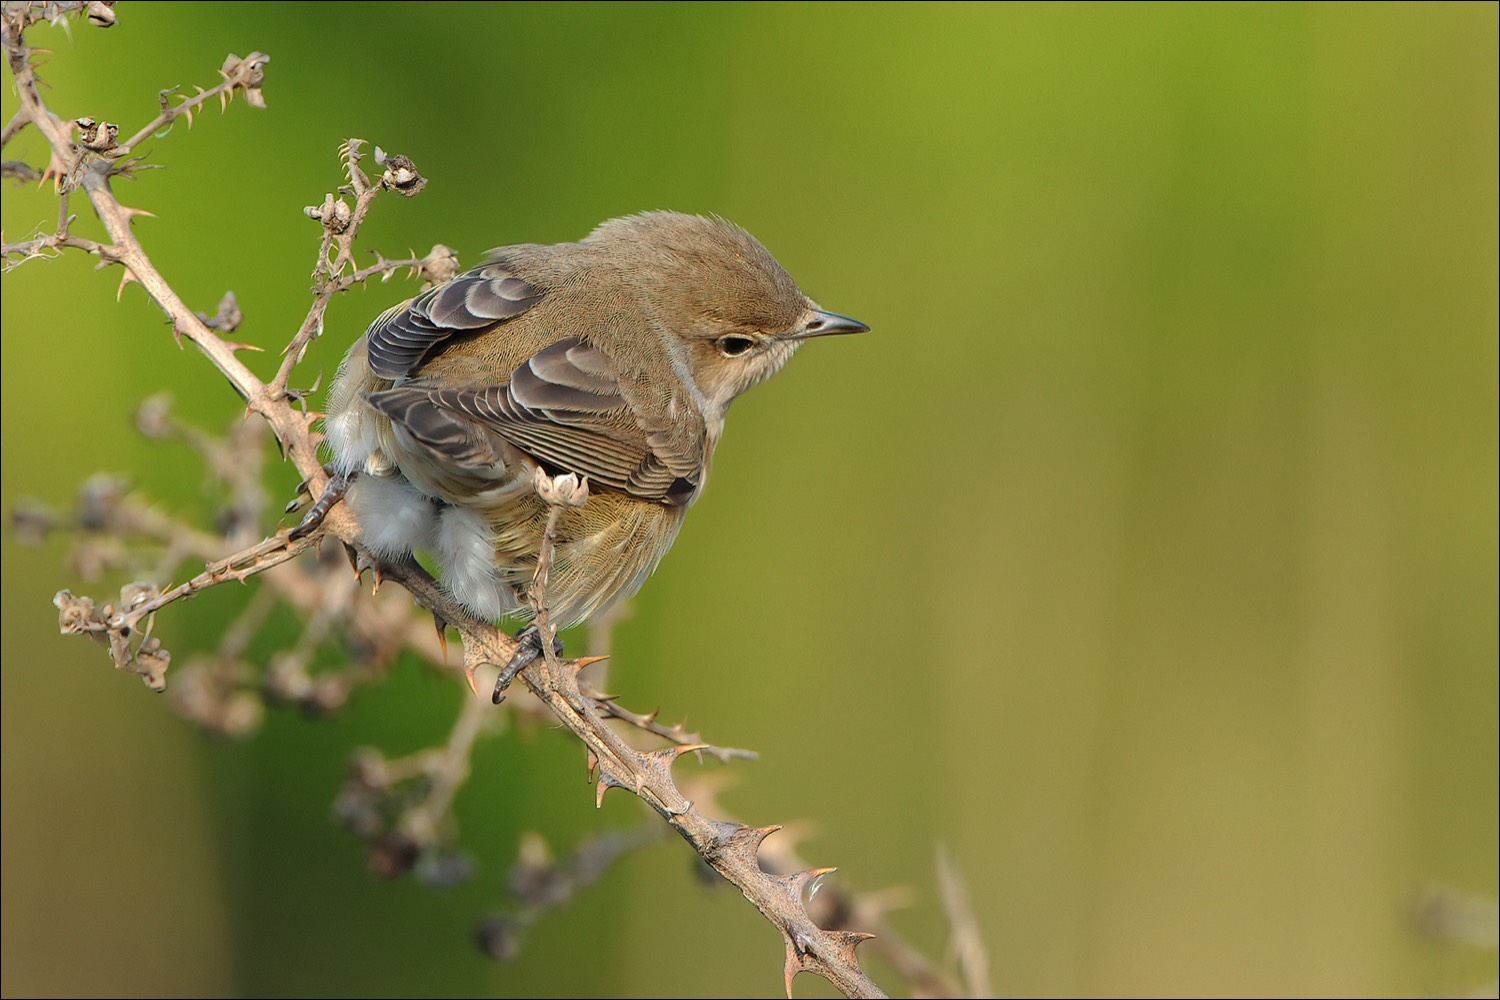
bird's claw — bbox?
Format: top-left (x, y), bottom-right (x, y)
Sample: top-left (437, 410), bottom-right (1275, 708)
top-left (289, 467), bottom-right (352, 541)
top-left (492, 624), bottom-right (564, 704)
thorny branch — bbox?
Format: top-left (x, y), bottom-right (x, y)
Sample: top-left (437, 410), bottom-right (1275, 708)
top-left (3, 6), bottom-right (975, 997)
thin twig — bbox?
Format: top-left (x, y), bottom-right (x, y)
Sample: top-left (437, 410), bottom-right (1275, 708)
top-left (937, 846), bottom-right (992, 998)
top-left (2, 105), bottom-right (29, 145)
top-left (115, 65), bottom-right (252, 154)
top-left (585, 692), bottom-right (759, 763)
top-left (477, 824), bottom-right (665, 960)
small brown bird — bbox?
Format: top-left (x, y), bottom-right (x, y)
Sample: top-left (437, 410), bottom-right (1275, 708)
top-left (319, 212), bottom-right (866, 683)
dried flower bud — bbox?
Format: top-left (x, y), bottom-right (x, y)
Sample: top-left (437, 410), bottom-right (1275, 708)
top-left (420, 244), bottom-right (460, 286)
top-left (199, 290), bottom-right (242, 332)
top-left (374, 147), bottom-right (427, 197)
top-left (135, 393), bottom-right (174, 439)
top-left (220, 52), bottom-right (270, 109)
top-left (533, 468), bottom-right (589, 508)
top-left (86, 1), bottom-right (116, 27)
top-left (77, 473), bottom-right (128, 531)
top-left (54, 589), bottom-right (103, 636)
top-left (304, 194), bottom-right (353, 234)
top-left (264, 650), bottom-right (313, 703)
top-left (367, 833), bottom-right (422, 878)
top-left (134, 636), bottom-right (171, 692)
top-left (415, 848), bottom-right (474, 889)
top-left (167, 662), bottom-right (265, 738)
top-left (474, 916), bottom-right (524, 961)
top-left (74, 117), bottom-right (119, 153)
top-left (118, 580), bottom-right (161, 614)
top-left (10, 503), bottom-right (55, 545)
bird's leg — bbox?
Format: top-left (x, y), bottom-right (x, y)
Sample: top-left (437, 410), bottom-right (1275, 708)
top-left (493, 504), bottom-right (565, 705)
top-left (492, 469), bottom-right (589, 704)
top-left (289, 466), bottom-right (353, 540)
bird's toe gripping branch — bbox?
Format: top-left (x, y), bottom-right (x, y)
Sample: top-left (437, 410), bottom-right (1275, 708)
top-left (289, 467), bottom-right (352, 540)
top-left (490, 624), bottom-right (565, 704)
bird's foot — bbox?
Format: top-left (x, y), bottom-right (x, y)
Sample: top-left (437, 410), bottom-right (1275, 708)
top-left (289, 467), bottom-right (353, 541)
top-left (491, 624), bottom-right (564, 704)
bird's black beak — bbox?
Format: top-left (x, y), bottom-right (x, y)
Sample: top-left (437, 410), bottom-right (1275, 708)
top-left (786, 309), bottom-right (871, 341)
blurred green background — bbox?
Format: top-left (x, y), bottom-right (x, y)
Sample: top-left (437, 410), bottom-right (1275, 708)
top-left (3, 3), bottom-right (1495, 996)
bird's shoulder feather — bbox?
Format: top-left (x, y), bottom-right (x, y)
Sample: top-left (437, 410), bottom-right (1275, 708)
top-left (365, 256), bottom-right (543, 381)
top-left (364, 337), bottom-right (700, 505)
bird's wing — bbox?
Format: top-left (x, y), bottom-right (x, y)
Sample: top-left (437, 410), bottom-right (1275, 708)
top-left (363, 338), bottom-right (698, 505)
top-left (365, 261), bottom-right (542, 380)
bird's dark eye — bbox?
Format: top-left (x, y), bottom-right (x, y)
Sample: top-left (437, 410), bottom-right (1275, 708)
top-left (716, 335), bottom-right (756, 357)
